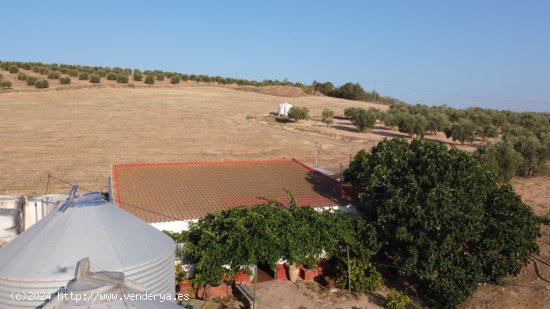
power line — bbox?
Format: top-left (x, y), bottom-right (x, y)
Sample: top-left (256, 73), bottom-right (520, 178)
top-left (361, 80), bottom-right (550, 106)
top-left (47, 175), bottom-right (549, 291)
top-left (48, 174), bottom-right (182, 222)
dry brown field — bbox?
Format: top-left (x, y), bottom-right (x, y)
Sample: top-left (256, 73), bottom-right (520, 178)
top-left (0, 84), bottom-right (548, 308)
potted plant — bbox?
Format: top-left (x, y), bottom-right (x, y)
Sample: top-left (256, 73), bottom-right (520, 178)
top-left (286, 263), bottom-right (300, 283)
top-left (301, 263), bottom-right (319, 281)
top-left (175, 265), bottom-right (195, 298)
top-left (233, 266), bottom-right (252, 284)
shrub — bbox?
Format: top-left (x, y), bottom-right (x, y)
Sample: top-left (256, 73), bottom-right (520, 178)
top-left (170, 75), bottom-right (181, 84)
top-left (34, 79), bottom-right (49, 89)
top-left (0, 73), bottom-right (3, 80)
top-left (47, 71), bottom-right (60, 79)
top-left (288, 106), bottom-right (310, 122)
top-left (22, 63), bottom-right (31, 70)
top-left (144, 75), bottom-right (155, 84)
top-left (89, 75), bottom-right (100, 83)
top-left (26, 76), bottom-right (38, 85)
top-left (116, 74), bottom-right (129, 83)
top-left (335, 258), bottom-right (382, 293)
top-left (8, 66), bottom-right (19, 74)
top-left (106, 72), bottom-right (117, 80)
top-left (59, 76), bottom-right (71, 84)
top-left (68, 70), bottom-right (79, 77)
top-left (156, 74), bottom-right (165, 81)
top-left (17, 72), bottom-right (28, 81)
top-left (133, 73), bottom-right (143, 81)
top-left (321, 108), bottom-right (334, 127)
top-left (385, 290), bottom-right (410, 309)
top-left (0, 80), bottom-right (12, 89)
top-left (78, 72), bottom-right (89, 80)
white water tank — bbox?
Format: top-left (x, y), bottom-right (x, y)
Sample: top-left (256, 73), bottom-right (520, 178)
top-left (0, 195), bottom-right (23, 243)
top-left (24, 194), bottom-right (67, 230)
top-left (277, 102), bottom-right (293, 116)
top-left (0, 191), bottom-right (175, 309)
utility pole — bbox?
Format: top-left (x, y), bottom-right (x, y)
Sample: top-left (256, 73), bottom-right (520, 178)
top-left (315, 142), bottom-right (321, 168)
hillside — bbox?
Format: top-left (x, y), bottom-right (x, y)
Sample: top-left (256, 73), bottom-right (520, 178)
top-left (0, 71), bottom-right (548, 308)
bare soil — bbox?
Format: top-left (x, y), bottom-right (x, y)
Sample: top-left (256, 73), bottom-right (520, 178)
top-left (0, 85), bottom-right (548, 308)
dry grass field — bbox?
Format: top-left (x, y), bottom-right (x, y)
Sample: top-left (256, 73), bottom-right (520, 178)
top-left (0, 85), bottom-right (548, 308)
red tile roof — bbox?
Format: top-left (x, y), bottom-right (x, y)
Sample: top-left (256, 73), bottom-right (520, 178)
top-left (111, 159), bottom-right (355, 223)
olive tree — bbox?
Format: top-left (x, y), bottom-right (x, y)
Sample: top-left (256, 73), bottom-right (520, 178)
top-left (321, 108), bottom-right (334, 127)
top-left (288, 106), bottom-right (309, 122)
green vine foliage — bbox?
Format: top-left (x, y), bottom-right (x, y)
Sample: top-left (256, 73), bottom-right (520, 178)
top-left (184, 201), bottom-right (370, 285)
top-left (344, 138), bottom-right (541, 307)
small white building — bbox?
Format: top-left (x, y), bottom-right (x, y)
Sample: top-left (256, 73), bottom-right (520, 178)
top-left (276, 102), bottom-right (293, 116)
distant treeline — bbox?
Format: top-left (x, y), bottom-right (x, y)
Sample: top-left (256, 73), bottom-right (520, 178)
top-left (0, 61), bottom-right (393, 104)
top-left (343, 103), bottom-right (550, 182)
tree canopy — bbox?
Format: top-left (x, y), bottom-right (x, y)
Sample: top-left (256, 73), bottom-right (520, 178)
top-left (344, 138), bottom-right (541, 307)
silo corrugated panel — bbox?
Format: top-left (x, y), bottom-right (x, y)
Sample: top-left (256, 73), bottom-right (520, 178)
top-left (0, 195), bottom-right (24, 210)
top-left (0, 192), bottom-right (175, 309)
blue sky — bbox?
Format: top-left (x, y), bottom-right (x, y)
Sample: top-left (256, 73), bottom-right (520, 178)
top-left (1, 0), bottom-right (549, 111)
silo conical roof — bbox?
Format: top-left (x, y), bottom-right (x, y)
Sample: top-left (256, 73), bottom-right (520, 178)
top-left (0, 191), bottom-right (175, 309)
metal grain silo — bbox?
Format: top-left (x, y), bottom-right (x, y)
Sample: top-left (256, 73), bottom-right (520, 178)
top-left (42, 258), bottom-right (182, 309)
top-left (0, 189), bottom-right (175, 309)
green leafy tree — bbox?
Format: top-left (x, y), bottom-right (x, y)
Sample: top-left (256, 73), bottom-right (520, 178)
top-left (344, 138), bottom-right (541, 307)
top-left (398, 114), bottom-right (427, 137)
top-left (17, 72), bottom-right (28, 81)
top-left (427, 112), bottom-right (448, 135)
top-left (47, 71), bottom-right (60, 80)
top-left (0, 80), bottom-right (12, 89)
top-left (116, 74), bottom-right (129, 83)
top-left (448, 120), bottom-right (477, 144)
top-left (68, 70), bottom-right (79, 77)
top-left (144, 75), bottom-right (155, 84)
top-left (59, 76), bottom-right (71, 84)
top-left (475, 142), bottom-right (523, 183)
top-left (479, 125), bottom-right (499, 140)
top-left (344, 107), bottom-right (362, 120)
top-left (34, 79), bottom-right (49, 89)
top-left (106, 72), bottom-right (117, 80)
top-left (26, 76), bottom-right (38, 86)
top-left (133, 73), bottom-right (143, 81)
top-left (156, 74), bottom-right (165, 81)
top-left (89, 75), bottom-right (100, 83)
top-left (321, 108), bottom-right (334, 127)
top-left (78, 72), bottom-right (89, 80)
top-left (287, 106), bottom-right (310, 122)
top-left (8, 66), bottom-right (19, 74)
top-left (351, 108), bottom-right (377, 132)
top-left (170, 75), bottom-right (181, 84)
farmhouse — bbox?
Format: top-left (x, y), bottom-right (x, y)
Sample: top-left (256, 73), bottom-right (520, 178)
top-left (110, 158), bottom-right (358, 232)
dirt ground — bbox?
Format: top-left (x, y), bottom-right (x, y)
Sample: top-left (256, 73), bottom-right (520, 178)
top-left (0, 86), bottom-right (548, 308)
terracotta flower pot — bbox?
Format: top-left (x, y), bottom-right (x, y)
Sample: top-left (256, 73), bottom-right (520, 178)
top-left (178, 281), bottom-right (194, 298)
top-left (205, 283), bottom-right (228, 300)
top-left (233, 271), bottom-right (251, 284)
top-left (301, 267), bottom-right (319, 281)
